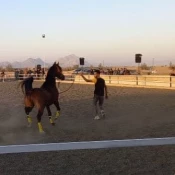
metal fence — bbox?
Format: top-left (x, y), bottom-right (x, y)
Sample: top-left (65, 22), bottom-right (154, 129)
top-left (1, 73), bottom-right (175, 89)
top-left (75, 75), bottom-right (175, 88)
top-left (0, 73), bottom-right (74, 82)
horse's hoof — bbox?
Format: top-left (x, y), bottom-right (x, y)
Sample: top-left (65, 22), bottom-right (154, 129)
top-left (39, 131), bottom-right (45, 134)
top-left (55, 116), bottom-right (59, 120)
top-left (51, 123), bottom-right (55, 126)
top-left (55, 111), bottom-right (60, 119)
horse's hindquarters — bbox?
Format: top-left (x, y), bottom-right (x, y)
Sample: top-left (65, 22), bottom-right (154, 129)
top-left (24, 95), bottom-right (34, 108)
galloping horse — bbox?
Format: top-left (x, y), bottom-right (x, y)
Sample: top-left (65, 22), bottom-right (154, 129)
top-left (20, 62), bottom-right (65, 133)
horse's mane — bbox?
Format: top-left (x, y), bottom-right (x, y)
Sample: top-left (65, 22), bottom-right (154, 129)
top-left (44, 63), bottom-right (62, 83)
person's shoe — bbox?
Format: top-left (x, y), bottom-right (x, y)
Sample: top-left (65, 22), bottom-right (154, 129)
top-left (94, 115), bottom-right (100, 120)
top-left (100, 110), bottom-right (105, 118)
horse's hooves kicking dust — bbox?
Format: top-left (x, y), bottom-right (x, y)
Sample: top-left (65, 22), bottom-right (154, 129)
top-left (20, 62), bottom-right (65, 133)
top-left (51, 123), bottom-right (56, 126)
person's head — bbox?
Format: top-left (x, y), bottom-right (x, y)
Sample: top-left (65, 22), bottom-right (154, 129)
top-left (94, 69), bottom-right (100, 78)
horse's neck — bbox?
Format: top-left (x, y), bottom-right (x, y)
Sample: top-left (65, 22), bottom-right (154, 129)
top-left (42, 74), bottom-right (56, 88)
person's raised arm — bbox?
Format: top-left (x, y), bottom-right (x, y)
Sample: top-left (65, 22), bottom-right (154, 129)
top-left (80, 72), bottom-right (93, 82)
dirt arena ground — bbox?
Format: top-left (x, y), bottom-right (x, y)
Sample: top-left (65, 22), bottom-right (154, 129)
top-left (1, 81), bottom-right (175, 175)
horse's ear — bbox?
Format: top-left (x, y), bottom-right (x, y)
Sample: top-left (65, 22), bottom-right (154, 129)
top-left (53, 62), bottom-right (56, 65)
top-left (57, 62), bottom-right (59, 65)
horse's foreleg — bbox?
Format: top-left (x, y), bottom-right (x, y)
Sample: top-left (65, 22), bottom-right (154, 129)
top-left (54, 101), bottom-right (61, 120)
top-left (25, 107), bottom-right (33, 127)
top-left (36, 107), bottom-right (45, 133)
top-left (46, 105), bottom-right (55, 126)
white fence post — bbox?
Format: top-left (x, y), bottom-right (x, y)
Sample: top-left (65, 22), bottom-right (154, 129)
top-left (170, 76), bottom-right (172, 88)
top-left (109, 76), bottom-right (111, 84)
top-left (136, 76), bottom-right (138, 85)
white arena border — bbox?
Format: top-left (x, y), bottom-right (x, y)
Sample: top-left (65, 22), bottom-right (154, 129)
top-left (1, 137), bottom-right (175, 154)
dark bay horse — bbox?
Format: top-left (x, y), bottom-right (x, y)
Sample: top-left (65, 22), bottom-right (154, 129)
top-left (20, 62), bottom-right (65, 133)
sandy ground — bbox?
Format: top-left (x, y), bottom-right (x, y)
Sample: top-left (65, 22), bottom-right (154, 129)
top-left (1, 81), bottom-right (175, 174)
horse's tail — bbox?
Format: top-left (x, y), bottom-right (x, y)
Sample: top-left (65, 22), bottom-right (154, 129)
top-left (19, 76), bottom-right (34, 95)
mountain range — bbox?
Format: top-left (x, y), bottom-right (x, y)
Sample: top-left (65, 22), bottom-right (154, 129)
top-left (0, 58), bottom-right (50, 69)
top-left (56, 54), bottom-right (90, 67)
top-left (0, 54), bottom-right (90, 68)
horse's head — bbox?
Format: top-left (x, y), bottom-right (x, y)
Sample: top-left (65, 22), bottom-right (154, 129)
top-left (53, 62), bottom-right (65, 80)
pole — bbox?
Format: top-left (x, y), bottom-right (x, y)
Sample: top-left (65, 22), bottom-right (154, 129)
top-left (152, 58), bottom-right (154, 71)
top-left (42, 34), bottom-right (46, 73)
top-left (138, 63), bottom-right (140, 74)
top-left (81, 63), bottom-right (84, 74)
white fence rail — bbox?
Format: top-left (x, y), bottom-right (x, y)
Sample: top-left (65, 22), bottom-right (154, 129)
top-left (75, 75), bottom-right (175, 88)
top-left (1, 137), bottom-right (175, 154)
top-left (1, 73), bottom-right (175, 89)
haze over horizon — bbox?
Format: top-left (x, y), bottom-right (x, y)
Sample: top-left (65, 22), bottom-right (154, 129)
top-left (0, 0), bottom-right (175, 66)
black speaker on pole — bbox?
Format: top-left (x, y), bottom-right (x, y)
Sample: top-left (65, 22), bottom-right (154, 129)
top-left (37, 64), bottom-right (41, 71)
top-left (79, 57), bottom-right (85, 65)
top-left (135, 54), bottom-right (142, 63)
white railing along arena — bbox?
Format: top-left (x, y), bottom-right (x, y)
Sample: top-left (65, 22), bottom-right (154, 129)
top-left (1, 137), bottom-right (175, 154)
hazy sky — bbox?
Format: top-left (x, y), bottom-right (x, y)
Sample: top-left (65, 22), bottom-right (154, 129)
top-left (0, 0), bottom-right (175, 65)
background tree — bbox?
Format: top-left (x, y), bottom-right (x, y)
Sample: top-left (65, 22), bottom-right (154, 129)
top-left (73, 65), bottom-right (79, 69)
top-left (140, 63), bottom-right (149, 70)
top-left (98, 63), bottom-right (103, 69)
top-left (169, 62), bottom-right (175, 71)
top-left (6, 64), bottom-right (14, 71)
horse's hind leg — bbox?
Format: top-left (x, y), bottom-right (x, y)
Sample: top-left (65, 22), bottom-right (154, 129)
top-left (36, 107), bottom-right (45, 133)
top-left (25, 107), bottom-right (33, 127)
top-left (24, 97), bottom-right (34, 127)
top-left (54, 101), bottom-right (61, 120)
top-left (46, 105), bottom-right (55, 126)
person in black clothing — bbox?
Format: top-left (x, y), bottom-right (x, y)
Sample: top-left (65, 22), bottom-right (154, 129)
top-left (90, 69), bottom-right (94, 75)
top-left (80, 70), bottom-right (108, 120)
